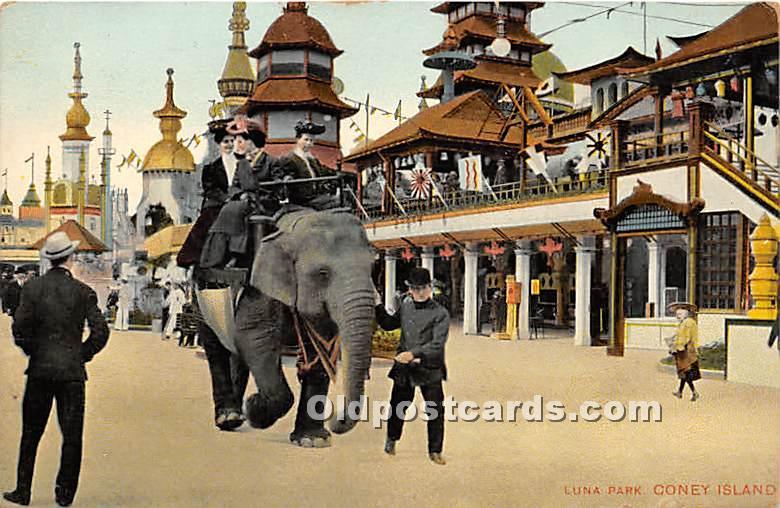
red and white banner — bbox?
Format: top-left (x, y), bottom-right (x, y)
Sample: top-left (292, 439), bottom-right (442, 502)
top-left (458, 155), bottom-right (483, 192)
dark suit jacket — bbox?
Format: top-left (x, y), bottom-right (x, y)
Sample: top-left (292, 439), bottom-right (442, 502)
top-left (277, 152), bottom-right (337, 207)
top-left (201, 157), bottom-right (230, 210)
top-left (4, 280), bottom-right (21, 314)
top-left (375, 299), bottom-right (449, 386)
top-left (12, 267), bottom-right (110, 381)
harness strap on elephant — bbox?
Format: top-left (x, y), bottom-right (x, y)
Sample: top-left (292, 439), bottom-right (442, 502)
top-left (292, 311), bottom-right (341, 380)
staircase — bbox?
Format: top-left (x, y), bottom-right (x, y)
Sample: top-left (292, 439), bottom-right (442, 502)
top-left (702, 121), bottom-right (780, 212)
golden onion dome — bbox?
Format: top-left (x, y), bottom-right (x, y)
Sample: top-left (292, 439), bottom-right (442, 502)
top-left (60, 43), bottom-right (94, 142)
top-left (141, 69), bottom-right (194, 173)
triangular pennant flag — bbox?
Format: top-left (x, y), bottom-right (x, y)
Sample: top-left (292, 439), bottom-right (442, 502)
top-left (393, 100), bottom-right (402, 121)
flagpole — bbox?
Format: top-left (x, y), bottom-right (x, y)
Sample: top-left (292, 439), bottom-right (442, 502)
top-left (384, 181), bottom-right (407, 216)
top-left (431, 180), bottom-right (449, 210)
top-left (481, 173), bottom-right (499, 201)
top-left (365, 93), bottom-right (370, 148)
top-left (345, 185), bottom-right (369, 220)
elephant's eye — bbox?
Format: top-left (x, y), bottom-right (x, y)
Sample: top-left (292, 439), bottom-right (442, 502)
top-left (318, 268), bottom-right (331, 281)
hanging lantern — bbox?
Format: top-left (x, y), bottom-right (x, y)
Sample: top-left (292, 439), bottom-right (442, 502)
top-left (714, 79), bottom-right (726, 98)
top-left (695, 82), bottom-right (706, 97)
top-left (393, 158), bottom-right (400, 169)
top-left (730, 75), bottom-right (740, 92)
top-left (440, 151), bottom-right (448, 161)
top-left (685, 86), bottom-right (695, 99)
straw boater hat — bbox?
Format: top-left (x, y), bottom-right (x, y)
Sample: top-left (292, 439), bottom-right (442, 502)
top-left (40, 232), bottom-right (80, 260)
top-left (667, 301), bottom-right (698, 314)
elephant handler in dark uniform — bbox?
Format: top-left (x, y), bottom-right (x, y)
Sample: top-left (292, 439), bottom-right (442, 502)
top-left (3, 232), bottom-right (109, 507)
top-left (375, 267), bottom-right (450, 465)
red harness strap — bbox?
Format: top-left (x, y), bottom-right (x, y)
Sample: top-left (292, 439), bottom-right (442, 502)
top-left (292, 312), bottom-right (341, 381)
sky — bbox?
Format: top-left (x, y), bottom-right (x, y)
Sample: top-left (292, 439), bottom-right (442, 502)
top-left (0, 0), bottom-right (747, 215)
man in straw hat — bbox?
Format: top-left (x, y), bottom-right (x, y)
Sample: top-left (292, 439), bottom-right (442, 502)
top-left (4, 232), bottom-right (110, 506)
top-left (666, 302), bottom-right (701, 402)
top-left (375, 267), bottom-right (450, 465)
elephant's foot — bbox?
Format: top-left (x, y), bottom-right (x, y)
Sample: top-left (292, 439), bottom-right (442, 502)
top-left (215, 410), bottom-right (245, 431)
top-left (245, 390), bottom-right (294, 429)
top-left (289, 428), bottom-right (332, 448)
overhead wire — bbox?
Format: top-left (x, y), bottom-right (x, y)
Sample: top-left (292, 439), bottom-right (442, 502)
top-left (557, 2), bottom-right (716, 28)
top-left (538, 1), bottom-right (633, 37)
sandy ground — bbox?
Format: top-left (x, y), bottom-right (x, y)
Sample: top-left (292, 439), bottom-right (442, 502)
top-left (1, 314), bottom-right (778, 508)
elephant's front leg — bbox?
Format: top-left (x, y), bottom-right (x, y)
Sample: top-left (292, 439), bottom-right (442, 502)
top-left (234, 287), bottom-right (294, 429)
top-left (290, 360), bottom-right (331, 448)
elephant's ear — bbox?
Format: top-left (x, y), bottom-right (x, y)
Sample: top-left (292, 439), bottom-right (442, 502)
top-left (251, 236), bottom-right (296, 308)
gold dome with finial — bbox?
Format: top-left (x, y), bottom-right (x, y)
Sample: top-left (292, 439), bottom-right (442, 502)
top-left (141, 68), bottom-right (194, 172)
top-left (60, 42), bottom-right (94, 142)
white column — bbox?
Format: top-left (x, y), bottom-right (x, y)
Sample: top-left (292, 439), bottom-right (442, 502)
top-left (514, 240), bottom-right (532, 340)
top-left (574, 237), bottom-right (595, 346)
top-left (659, 244), bottom-right (668, 314)
top-left (647, 241), bottom-right (661, 317)
top-left (384, 251), bottom-right (397, 312)
top-left (421, 247), bottom-right (435, 279)
top-left (463, 243), bottom-right (480, 335)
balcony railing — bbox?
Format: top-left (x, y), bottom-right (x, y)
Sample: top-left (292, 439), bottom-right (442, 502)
top-left (359, 169), bottom-right (608, 223)
top-left (702, 121), bottom-right (780, 197)
top-left (622, 130), bottom-right (689, 166)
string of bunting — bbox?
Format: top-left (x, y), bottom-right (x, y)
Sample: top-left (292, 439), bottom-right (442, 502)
top-left (342, 96), bottom-right (408, 122)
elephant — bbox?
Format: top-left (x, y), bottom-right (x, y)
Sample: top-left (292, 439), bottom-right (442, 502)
top-left (232, 207), bottom-right (376, 446)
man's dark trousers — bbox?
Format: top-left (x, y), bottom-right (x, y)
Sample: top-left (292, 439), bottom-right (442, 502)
top-left (387, 380), bottom-right (444, 454)
top-left (198, 321), bottom-right (248, 415)
top-left (16, 377), bottom-right (85, 496)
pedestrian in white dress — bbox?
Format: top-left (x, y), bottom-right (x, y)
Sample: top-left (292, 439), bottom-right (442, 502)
top-left (114, 279), bottom-right (132, 331)
top-left (164, 283), bottom-right (186, 339)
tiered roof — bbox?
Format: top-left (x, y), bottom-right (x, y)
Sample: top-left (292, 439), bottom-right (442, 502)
top-left (554, 47), bottom-right (653, 85)
top-left (248, 2), bottom-right (342, 57)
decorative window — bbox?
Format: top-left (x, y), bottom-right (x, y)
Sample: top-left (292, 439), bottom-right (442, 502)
top-left (307, 51), bottom-right (332, 81)
top-left (509, 6), bottom-right (525, 21)
top-left (509, 48), bottom-right (519, 60)
top-left (477, 3), bottom-right (491, 13)
top-left (615, 204), bottom-right (685, 234)
top-left (466, 3), bottom-right (475, 15)
top-left (595, 88), bottom-right (605, 114)
top-left (271, 50), bottom-right (304, 76)
top-left (258, 54), bottom-right (270, 82)
top-left (458, 5), bottom-right (467, 19)
top-left (621, 80), bottom-right (630, 99)
top-left (520, 51), bottom-right (530, 63)
top-left (310, 112), bottom-right (338, 143)
top-left (608, 83), bottom-right (618, 106)
top-left (697, 212), bottom-right (750, 311)
top-left (267, 111), bottom-right (308, 139)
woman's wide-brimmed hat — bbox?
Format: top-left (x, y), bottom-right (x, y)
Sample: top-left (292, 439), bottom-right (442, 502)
top-left (226, 116), bottom-right (266, 146)
top-left (40, 231), bottom-right (80, 260)
top-left (294, 120), bottom-right (326, 137)
top-left (667, 301), bottom-right (698, 314)
top-left (405, 267), bottom-right (432, 288)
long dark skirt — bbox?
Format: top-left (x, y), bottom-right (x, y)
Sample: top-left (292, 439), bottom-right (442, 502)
top-left (200, 200), bottom-right (253, 268)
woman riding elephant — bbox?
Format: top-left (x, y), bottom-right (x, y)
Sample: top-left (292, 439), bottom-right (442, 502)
top-left (233, 208), bottom-right (376, 447)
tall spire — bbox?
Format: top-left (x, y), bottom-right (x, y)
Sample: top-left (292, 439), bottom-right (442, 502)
top-left (45, 147), bottom-right (52, 233)
top-left (140, 69), bottom-right (194, 172)
top-left (59, 43), bottom-right (93, 142)
top-left (218, 2), bottom-right (255, 111)
top-left (77, 148), bottom-right (86, 226)
top-left (154, 68), bottom-right (186, 139)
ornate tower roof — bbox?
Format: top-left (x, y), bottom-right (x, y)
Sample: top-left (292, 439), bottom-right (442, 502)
top-left (59, 43), bottom-right (94, 142)
top-left (0, 189), bottom-right (13, 207)
top-left (249, 2), bottom-right (342, 57)
top-left (141, 69), bottom-right (195, 172)
top-left (21, 183), bottom-right (41, 208)
top-left (241, 2), bottom-right (357, 119)
top-left (218, 2), bottom-right (255, 108)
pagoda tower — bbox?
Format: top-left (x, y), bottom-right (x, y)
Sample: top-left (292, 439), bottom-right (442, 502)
top-left (241, 2), bottom-right (357, 169)
top-left (59, 43), bottom-right (94, 182)
top-left (418, 2), bottom-right (550, 102)
top-left (136, 69), bottom-right (197, 240)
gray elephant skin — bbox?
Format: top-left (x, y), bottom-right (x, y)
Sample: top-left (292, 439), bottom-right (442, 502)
top-left (233, 209), bottom-right (375, 442)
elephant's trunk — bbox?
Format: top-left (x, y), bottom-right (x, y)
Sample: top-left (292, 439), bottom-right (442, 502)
top-left (329, 283), bottom-right (374, 434)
